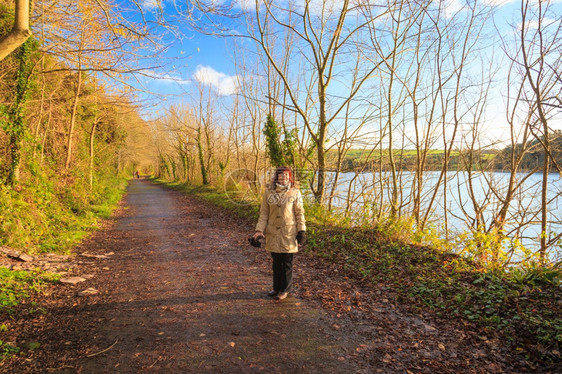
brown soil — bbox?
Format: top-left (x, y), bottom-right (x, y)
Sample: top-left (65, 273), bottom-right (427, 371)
top-left (0, 179), bottom-right (554, 373)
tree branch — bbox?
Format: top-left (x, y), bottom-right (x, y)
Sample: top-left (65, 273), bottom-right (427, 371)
top-left (0, 0), bottom-right (32, 61)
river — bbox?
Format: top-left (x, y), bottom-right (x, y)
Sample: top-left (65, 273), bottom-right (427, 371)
top-left (319, 170), bottom-right (562, 263)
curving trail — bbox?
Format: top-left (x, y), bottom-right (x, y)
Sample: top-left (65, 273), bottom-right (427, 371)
top-left (5, 179), bottom-right (368, 373)
top-left (1, 179), bottom-right (537, 373)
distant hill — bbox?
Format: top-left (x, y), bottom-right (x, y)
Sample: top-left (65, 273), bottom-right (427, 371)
top-left (325, 148), bottom-right (496, 172)
top-left (324, 131), bottom-right (561, 172)
top-left (492, 130), bottom-right (562, 172)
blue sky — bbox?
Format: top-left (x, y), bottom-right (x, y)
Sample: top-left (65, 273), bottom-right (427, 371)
top-left (130, 0), bottom-right (561, 141)
top-left (135, 0), bottom-right (561, 90)
top-left (130, 0), bottom-right (245, 100)
top-left (135, 0), bottom-right (555, 81)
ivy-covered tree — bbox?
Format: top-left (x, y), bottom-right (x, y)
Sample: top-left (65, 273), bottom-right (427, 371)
top-left (263, 114), bottom-right (303, 170)
top-left (263, 114), bottom-right (285, 167)
top-left (2, 37), bottom-right (38, 185)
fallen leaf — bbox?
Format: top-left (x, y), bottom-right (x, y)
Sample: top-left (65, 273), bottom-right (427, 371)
top-left (78, 288), bottom-right (99, 296)
top-left (228, 342), bottom-right (236, 347)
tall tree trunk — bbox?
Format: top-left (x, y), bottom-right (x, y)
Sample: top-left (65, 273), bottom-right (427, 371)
top-left (197, 127), bottom-right (209, 185)
top-left (89, 120), bottom-right (98, 189)
top-left (387, 72), bottom-right (398, 218)
top-left (518, 0), bottom-right (555, 262)
top-left (40, 104), bottom-right (52, 166)
top-left (540, 142), bottom-right (550, 263)
top-left (65, 23), bottom-right (85, 169)
top-left (5, 38), bottom-right (32, 185)
top-left (65, 70), bottom-right (82, 169)
top-left (32, 63), bottom-right (46, 161)
top-left (316, 81), bottom-right (327, 204)
top-left (0, 0), bottom-right (32, 61)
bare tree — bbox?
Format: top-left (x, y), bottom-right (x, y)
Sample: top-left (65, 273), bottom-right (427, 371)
top-left (512, 0), bottom-right (562, 261)
top-left (247, 0), bottom-right (388, 203)
top-left (437, 0), bottom-right (561, 265)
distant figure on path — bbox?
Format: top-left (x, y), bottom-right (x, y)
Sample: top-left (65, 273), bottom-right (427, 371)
top-left (135, 170), bottom-right (140, 179)
top-left (250, 166), bottom-right (306, 300)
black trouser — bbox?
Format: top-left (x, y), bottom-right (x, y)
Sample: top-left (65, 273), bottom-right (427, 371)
top-left (271, 252), bottom-right (294, 293)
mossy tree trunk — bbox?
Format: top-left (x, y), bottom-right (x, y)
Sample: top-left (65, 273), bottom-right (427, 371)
top-left (5, 37), bottom-right (33, 185)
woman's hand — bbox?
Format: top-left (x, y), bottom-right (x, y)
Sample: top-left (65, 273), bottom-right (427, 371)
top-left (249, 231), bottom-right (265, 248)
top-left (296, 231), bottom-right (307, 246)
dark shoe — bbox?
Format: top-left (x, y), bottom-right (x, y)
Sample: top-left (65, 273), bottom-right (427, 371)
top-left (276, 292), bottom-right (288, 300)
top-left (267, 290), bottom-right (279, 297)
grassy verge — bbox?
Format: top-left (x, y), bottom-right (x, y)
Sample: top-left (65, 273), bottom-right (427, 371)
top-left (156, 178), bottom-right (561, 365)
top-left (0, 171), bottom-right (128, 254)
top-left (0, 268), bottom-right (61, 361)
top-left (0, 268), bottom-right (60, 313)
top-left (0, 172), bottom-right (129, 361)
top-left (308, 225), bottom-right (561, 361)
top-left (156, 179), bottom-right (260, 221)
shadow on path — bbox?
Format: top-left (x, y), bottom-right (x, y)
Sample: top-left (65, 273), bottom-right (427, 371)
top-left (28, 179), bottom-right (371, 373)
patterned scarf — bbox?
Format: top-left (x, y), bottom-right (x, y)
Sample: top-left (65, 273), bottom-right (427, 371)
top-left (274, 183), bottom-right (289, 193)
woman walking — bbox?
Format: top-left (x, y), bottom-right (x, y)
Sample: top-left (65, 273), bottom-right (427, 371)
top-left (251, 166), bottom-right (306, 300)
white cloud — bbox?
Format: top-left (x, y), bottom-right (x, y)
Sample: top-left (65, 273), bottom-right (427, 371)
top-left (483, 0), bottom-right (562, 5)
top-left (146, 71), bottom-right (191, 85)
top-left (235, 0), bottom-right (256, 11)
top-left (246, 0), bottom-right (345, 18)
top-left (518, 18), bottom-right (557, 31)
top-left (441, 0), bottom-right (464, 18)
top-left (201, 0), bottom-right (256, 12)
top-left (481, 0), bottom-right (516, 6)
top-left (300, 0), bottom-right (340, 15)
top-left (193, 65), bottom-right (240, 96)
top-left (141, 0), bottom-right (160, 10)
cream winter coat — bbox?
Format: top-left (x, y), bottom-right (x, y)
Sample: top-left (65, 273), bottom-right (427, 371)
top-left (255, 186), bottom-right (306, 253)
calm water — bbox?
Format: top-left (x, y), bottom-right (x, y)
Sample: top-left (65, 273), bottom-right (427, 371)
top-left (320, 170), bottom-right (562, 262)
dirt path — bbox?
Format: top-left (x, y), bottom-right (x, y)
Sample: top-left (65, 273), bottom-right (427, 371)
top-left (1, 179), bottom-right (541, 373)
top-left (2, 180), bottom-right (370, 373)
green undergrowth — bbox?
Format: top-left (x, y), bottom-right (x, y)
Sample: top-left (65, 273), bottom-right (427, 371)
top-left (0, 268), bottom-right (59, 361)
top-left (0, 169), bottom-right (128, 360)
top-left (0, 168), bottom-right (128, 254)
top-left (0, 268), bottom-right (60, 313)
top-left (0, 339), bottom-right (19, 362)
top-left (160, 178), bottom-right (561, 364)
top-left (307, 225), bottom-right (560, 359)
top-left (155, 179), bottom-right (260, 220)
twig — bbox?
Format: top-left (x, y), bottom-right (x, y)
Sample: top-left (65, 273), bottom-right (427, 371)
top-left (47, 365), bottom-right (75, 371)
top-left (86, 339), bottom-right (119, 357)
top-left (148, 356), bottom-right (162, 368)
